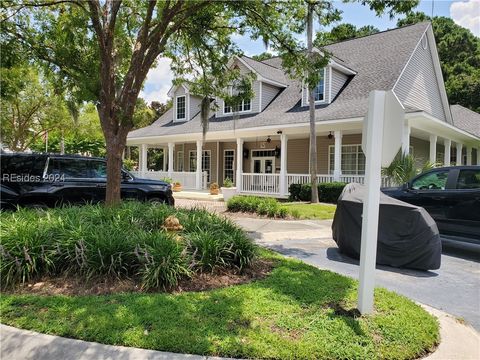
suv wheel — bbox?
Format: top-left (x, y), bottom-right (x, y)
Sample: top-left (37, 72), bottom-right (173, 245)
top-left (148, 197), bottom-right (165, 206)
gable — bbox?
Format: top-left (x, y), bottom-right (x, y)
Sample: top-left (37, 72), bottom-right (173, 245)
top-left (393, 27), bottom-right (449, 122)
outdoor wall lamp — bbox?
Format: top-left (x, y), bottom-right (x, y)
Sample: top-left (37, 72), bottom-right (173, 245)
top-left (266, 136), bottom-right (271, 143)
top-left (327, 131), bottom-right (333, 139)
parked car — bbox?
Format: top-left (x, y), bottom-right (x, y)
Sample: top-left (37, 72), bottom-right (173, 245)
top-left (382, 166), bottom-right (480, 244)
top-left (0, 153), bottom-right (174, 209)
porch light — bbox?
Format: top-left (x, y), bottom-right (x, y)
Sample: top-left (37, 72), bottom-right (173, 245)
top-left (328, 131), bottom-right (333, 139)
top-left (243, 148), bottom-right (249, 159)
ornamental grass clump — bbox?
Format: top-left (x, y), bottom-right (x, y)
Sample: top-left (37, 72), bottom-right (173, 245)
top-left (0, 202), bottom-right (255, 290)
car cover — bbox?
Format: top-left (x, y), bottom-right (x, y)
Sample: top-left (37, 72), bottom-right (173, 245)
top-left (332, 183), bottom-right (441, 270)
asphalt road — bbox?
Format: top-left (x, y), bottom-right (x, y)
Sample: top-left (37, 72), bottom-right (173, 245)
top-left (233, 217), bottom-right (480, 331)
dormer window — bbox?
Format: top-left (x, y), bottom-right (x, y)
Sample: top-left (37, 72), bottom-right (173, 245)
top-left (176, 96), bottom-right (186, 120)
top-left (224, 99), bottom-right (251, 113)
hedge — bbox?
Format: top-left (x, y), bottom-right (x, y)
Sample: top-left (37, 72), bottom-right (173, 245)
top-left (227, 195), bottom-right (288, 218)
top-left (289, 182), bottom-right (347, 203)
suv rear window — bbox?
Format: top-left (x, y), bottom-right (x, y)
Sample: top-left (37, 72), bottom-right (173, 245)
top-left (457, 169), bottom-right (480, 189)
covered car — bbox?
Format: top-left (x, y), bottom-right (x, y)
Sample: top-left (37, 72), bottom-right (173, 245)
top-left (332, 183), bottom-right (441, 270)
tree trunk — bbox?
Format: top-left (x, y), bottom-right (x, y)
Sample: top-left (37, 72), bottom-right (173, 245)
top-left (307, 3), bottom-right (319, 203)
top-left (104, 133), bottom-right (126, 205)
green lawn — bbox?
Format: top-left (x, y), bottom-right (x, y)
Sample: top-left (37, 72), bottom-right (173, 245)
top-left (0, 250), bottom-right (438, 359)
top-left (284, 202), bottom-right (337, 220)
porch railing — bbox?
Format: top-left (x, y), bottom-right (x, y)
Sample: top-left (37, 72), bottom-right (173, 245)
top-left (241, 173), bottom-right (280, 195)
top-left (131, 170), bottom-right (208, 189)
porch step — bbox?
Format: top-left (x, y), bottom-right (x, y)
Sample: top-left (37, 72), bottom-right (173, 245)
top-left (173, 191), bottom-right (224, 202)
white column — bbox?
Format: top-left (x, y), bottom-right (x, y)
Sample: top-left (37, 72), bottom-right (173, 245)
top-left (444, 139), bottom-right (451, 166)
top-left (401, 121), bottom-right (410, 155)
top-left (466, 146), bottom-right (472, 166)
top-left (333, 130), bottom-right (342, 181)
top-left (279, 134), bottom-right (288, 196)
top-left (162, 147), bottom-right (167, 171)
top-left (429, 134), bottom-right (437, 164)
top-left (456, 143), bottom-right (463, 166)
top-left (168, 142), bottom-right (174, 177)
top-left (236, 138), bottom-right (243, 193)
top-left (195, 140), bottom-right (202, 190)
top-left (140, 144), bottom-right (148, 174)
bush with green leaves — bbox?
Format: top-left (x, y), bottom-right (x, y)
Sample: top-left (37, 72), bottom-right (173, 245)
top-left (0, 202), bottom-right (256, 290)
top-left (289, 182), bottom-right (347, 203)
top-left (227, 195), bottom-right (287, 218)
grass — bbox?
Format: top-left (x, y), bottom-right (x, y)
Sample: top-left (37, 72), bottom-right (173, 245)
top-left (0, 250), bottom-right (439, 359)
top-left (0, 202), bottom-right (255, 290)
top-left (284, 202), bottom-right (337, 220)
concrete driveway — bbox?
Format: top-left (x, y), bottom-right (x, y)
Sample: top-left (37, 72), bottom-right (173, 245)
top-left (232, 217), bottom-right (480, 331)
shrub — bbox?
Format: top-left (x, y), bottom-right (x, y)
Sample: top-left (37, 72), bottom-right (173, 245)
top-left (288, 182), bottom-right (347, 203)
top-left (222, 177), bottom-right (234, 188)
top-left (226, 195), bottom-right (287, 218)
top-left (0, 202), bottom-right (255, 290)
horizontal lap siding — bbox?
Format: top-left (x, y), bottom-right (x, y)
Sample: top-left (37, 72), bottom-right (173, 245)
top-left (331, 69), bottom-right (349, 101)
top-left (393, 33), bottom-right (447, 122)
top-left (410, 137), bottom-right (429, 167)
top-left (261, 83), bottom-right (280, 111)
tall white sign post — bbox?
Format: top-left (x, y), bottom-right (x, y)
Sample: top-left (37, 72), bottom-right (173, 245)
top-left (358, 90), bottom-right (404, 314)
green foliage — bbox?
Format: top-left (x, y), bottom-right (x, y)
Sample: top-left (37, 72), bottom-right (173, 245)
top-left (222, 177), bottom-right (234, 188)
top-left (0, 252), bottom-right (439, 359)
top-left (122, 159), bottom-right (136, 171)
top-left (397, 12), bottom-right (480, 112)
top-left (0, 202), bottom-right (255, 290)
top-left (289, 182), bottom-right (347, 203)
top-left (227, 195), bottom-right (287, 218)
top-left (251, 52), bottom-right (274, 61)
top-left (283, 202), bottom-right (337, 220)
top-left (314, 23), bottom-right (379, 46)
top-left (382, 153), bottom-right (435, 185)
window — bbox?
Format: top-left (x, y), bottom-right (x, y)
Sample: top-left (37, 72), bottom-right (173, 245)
top-left (224, 99), bottom-right (251, 113)
top-left (457, 169), bottom-right (480, 189)
top-left (89, 160), bottom-right (107, 178)
top-left (48, 158), bottom-right (90, 179)
top-left (189, 150), bottom-right (211, 182)
top-left (328, 145), bottom-right (366, 175)
top-left (411, 170), bottom-right (449, 190)
top-left (313, 70), bottom-right (325, 102)
top-left (176, 151), bottom-right (184, 171)
top-left (251, 150), bottom-right (276, 157)
top-left (176, 96), bottom-right (186, 120)
top-left (224, 150), bottom-right (235, 182)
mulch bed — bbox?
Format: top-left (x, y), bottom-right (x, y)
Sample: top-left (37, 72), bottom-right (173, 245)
top-left (7, 259), bottom-right (275, 296)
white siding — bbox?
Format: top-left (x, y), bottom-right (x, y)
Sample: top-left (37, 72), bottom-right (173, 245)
top-left (261, 82), bottom-right (280, 111)
top-left (330, 68), bottom-right (348, 101)
top-left (189, 95), bottom-right (201, 119)
top-left (394, 33), bottom-right (447, 122)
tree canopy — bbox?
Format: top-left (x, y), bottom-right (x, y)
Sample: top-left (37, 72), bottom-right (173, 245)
top-left (397, 12), bottom-right (480, 112)
top-left (314, 23), bottom-right (379, 46)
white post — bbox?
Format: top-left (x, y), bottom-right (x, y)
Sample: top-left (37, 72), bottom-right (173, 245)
top-left (456, 143), bottom-right (463, 166)
top-left (333, 130), bottom-right (342, 181)
top-left (168, 142), bottom-right (174, 178)
top-left (401, 121), bottom-right (410, 155)
top-left (466, 146), bottom-right (472, 166)
top-left (140, 144), bottom-right (148, 174)
top-left (444, 139), bottom-right (451, 166)
top-left (236, 138), bottom-right (243, 192)
top-left (196, 140), bottom-right (202, 190)
top-left (358, 91), bottom-right (385, 314)
top-left (429, 134), bottom-right (437, 164)
top-left (279, 134), bottom-right (288, 196)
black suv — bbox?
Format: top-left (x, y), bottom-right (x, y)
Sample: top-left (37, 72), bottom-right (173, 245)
top-left (0, 153), bottom-right (174, 209)
top-left (382, 166), bottom-right (480, 243)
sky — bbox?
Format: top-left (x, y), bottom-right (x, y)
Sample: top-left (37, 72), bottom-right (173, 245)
top-left (139, 0), bottom-right (480, 105)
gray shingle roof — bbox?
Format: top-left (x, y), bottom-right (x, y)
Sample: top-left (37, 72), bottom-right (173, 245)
top-left (129, 22), bottom-right (431, 139)
top-left (450, 105), bottom-right (480, 137)
top-left (240, 56), bottom-right (289, 85)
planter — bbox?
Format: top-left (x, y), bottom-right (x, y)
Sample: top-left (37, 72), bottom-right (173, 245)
top-left (172, 184), bottom-right (182, 192)
top-left (221, 187), bottom-right (237, 202)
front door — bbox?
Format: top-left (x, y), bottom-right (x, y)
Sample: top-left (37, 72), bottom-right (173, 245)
top-left (252, 157), bottom-right (275, 174)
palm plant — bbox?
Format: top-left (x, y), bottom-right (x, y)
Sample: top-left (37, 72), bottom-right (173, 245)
top-left (382, 153), bottom-right (435, 185)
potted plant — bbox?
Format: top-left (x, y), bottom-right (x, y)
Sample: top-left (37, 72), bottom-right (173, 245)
top-left (172, 181), bottom-right (182, 192)
top-left (210, 182), bottom-right (220, 195)
top-left (221, 177), bottom-right (237, 201)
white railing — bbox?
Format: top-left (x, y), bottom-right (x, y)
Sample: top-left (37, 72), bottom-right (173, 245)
top-left (286, 174), bottom-right (334, 189)
top-left (131, 171), bottom-right (208, 189)
top-left (241, 173), bottom-right (280, 195)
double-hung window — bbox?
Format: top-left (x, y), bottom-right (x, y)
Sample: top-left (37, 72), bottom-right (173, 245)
top-left (313, 70), bottom-right (325, 102)
top-left (328, 144), bottom-right (366, 175)
top-left (176, 96), bottom-right (186, 120)
top-left (224, 81), bottom-right (252, 114)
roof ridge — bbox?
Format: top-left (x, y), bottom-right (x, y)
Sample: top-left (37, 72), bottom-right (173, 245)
top-left (258, 21), bottom-right (432, 64)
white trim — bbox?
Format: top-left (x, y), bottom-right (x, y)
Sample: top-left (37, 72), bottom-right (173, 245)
top-left (167, 83), bottom-right (189, 98)
top-left (302, 68), bottom-right (327, 106)
top-left (328, 143), bottom-right (365, 176)
top-left (329, 60), bottom-right (357, 75)
top-left (174, 95), bottom-right (187, 122)
top-left (328, 67), bottom-right (333, 103)
top-left (250, 148), bottom-right (276, 173)
top-left (227, 55), bottom-right (288, 88)
top-left (258, 77), bottom-right (287, 88)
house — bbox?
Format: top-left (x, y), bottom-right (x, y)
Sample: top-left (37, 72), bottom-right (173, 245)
top-left (126, 22), bottom-right (480, 197)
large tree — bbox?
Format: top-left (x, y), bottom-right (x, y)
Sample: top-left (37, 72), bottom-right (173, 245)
top-left (397, 12), bottom-right (480, 112)
top-left (2, 0), bottom-right (419, 204)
